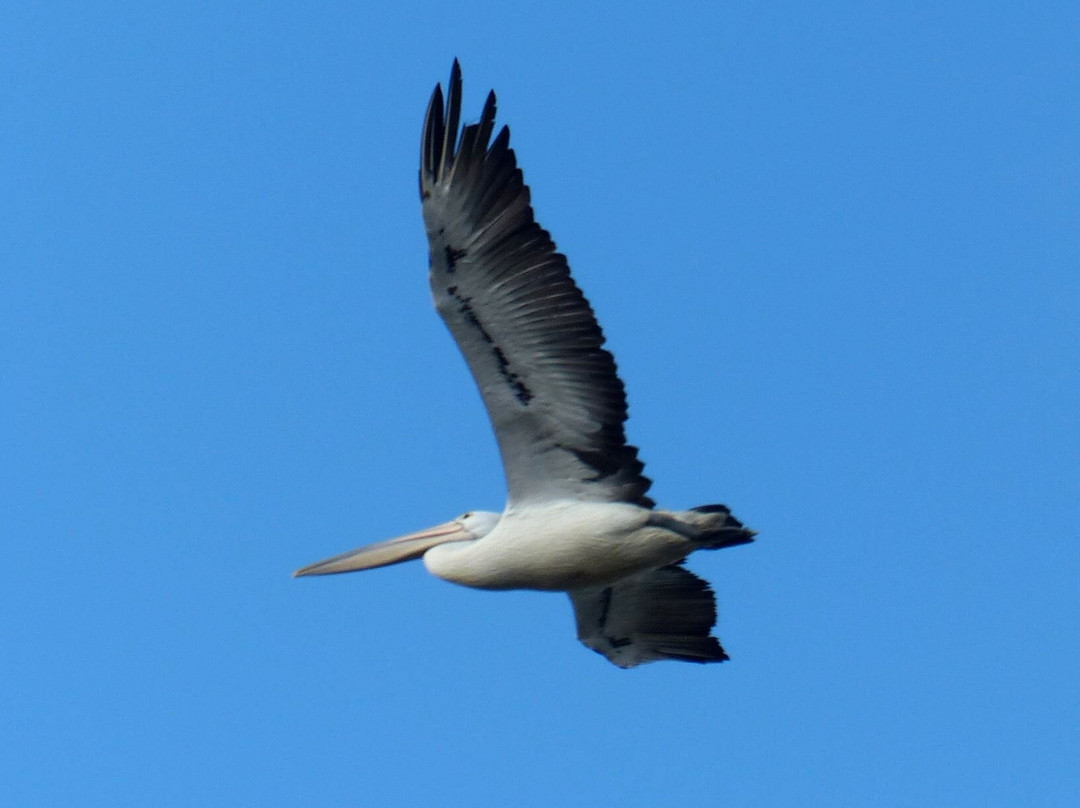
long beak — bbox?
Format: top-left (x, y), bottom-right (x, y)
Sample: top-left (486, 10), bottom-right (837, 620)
top-left (293, 521), bottom-right (472, 577)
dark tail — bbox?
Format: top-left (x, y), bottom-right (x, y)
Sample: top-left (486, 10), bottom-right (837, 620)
top-left (691, 504), bottom-right (757, 549)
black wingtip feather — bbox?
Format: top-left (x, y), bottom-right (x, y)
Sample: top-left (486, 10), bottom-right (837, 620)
top-left (421, 83), bottom-right (443, 190)
top-left (476, 90), bottom-right (497, 154)
top-left (440, 62), bottom-right (463, 181)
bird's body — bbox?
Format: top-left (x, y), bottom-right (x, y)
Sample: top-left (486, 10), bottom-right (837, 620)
top-left (296, 62), bottom-right (755, 667)
top-left (425, 503), bottom-right (664, 591)
top-left (424, 502), bottom-right (741, 591)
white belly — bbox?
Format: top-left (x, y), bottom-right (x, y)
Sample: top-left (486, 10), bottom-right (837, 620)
top-left (423, 501), bottom-right (693, 591)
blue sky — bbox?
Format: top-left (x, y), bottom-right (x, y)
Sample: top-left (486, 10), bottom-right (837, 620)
top-left (4, 2), bottom-right (1077, 805)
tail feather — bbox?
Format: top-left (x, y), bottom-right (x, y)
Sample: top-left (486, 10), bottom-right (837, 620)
top-left (691, 504), bottom-right (757, 549)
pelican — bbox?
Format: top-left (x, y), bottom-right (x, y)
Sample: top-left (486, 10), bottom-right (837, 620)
top-left (296, 61), bottom-right (755, 667)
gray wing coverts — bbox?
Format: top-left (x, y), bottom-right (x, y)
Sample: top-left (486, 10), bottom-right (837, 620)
top-left (570, 565), bottom-right (728, 668)
top-left (419, 62), bottom-right (652, 508)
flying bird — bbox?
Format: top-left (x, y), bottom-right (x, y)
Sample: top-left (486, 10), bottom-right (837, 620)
top-left (295, 61), bottom-right (755, 668)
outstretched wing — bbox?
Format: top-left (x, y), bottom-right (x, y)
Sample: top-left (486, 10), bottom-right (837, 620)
top-left (419, 61), bottom-right (653, 508)
top-left (569, 565), bottom-right (729, 668)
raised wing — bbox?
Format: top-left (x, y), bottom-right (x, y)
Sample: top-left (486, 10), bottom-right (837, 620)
top-left (569, 564), bottom-right (729, 668)
top-left (419, 61), bottom-right (652, 508)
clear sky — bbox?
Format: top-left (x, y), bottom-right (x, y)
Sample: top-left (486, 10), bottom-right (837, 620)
top-left (4, 2), bottom-right (1077, 805)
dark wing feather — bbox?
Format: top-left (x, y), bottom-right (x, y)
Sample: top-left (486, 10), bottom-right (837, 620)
top-left (420, 61), bottom-right (652, 507)
top-left (569, 565), bottom-right (728, 668)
